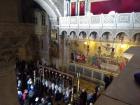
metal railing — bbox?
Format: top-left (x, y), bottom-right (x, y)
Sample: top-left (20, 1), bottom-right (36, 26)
top-left (68, 63), bottom-right (119, 84)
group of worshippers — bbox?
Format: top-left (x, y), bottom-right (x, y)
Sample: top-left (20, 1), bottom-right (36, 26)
top-left (103, 74), bottom-right (113, 89)
top-left (16, 59), bottom-right (73, 105)
top-left (17, 77), bottom-right (53, 105)
top-left (80, 84), bottom-right (104, 105)
top-left (17, 76), bottom-right (73, 105)
top-left (16, 59), bottom-right (112, 105)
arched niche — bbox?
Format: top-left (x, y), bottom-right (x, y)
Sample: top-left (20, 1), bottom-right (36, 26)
top-left (89, 31), bottom-right (98, 40)
top-left (133, 33), bottom-right (140, 44)
top-left (61, 31), bottom-right (67, 40)
top-left (79, 31), bottom-right (87, 39)
top-left (69, 31), bottom-right (77, 39)
top-left (102, 32), bottom-right (111, 41)
top-left (116, 32), bottom-right (128, 43)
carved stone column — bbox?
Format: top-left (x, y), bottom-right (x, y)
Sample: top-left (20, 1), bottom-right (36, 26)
top-left (58, 35), bottom-right (63, 68)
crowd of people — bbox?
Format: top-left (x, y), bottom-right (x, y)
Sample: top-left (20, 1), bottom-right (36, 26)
top-left (16, 59), bottom-right (74, 105)
top-left (16, 59), bottom-right (113, 105)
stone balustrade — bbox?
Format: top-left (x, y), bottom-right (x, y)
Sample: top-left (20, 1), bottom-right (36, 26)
top-left (59, 12), bottom-right (140, 40)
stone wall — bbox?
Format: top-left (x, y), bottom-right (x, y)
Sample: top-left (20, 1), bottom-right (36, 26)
top-left (0, 0), bottom-right (19, 22)
top-left (0, 23), bottom-right (39, 67)
top-left (0, 0), bottom-right (41, 105)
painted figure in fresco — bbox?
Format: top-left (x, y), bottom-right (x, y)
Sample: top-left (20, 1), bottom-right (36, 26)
top-left (110, 48), bottom-right (115, 58)
top-left (81, 54), bottom-right (86, 62)
top-left (87, 45), bottom-right (89, 56)
top-left (119, 57), bottom-right (127, 71)
top-left (97, 46), bottom-right (102, 56)
top-left (76, 53), bottom-right (81, 62)
top-left (92, 56), bottom-right (97, 66)
top-left (91, 55), bottom-right (101, 69)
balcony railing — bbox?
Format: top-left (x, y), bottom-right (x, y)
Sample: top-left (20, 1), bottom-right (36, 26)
top-left (59, 12), bottom-right (140, 29)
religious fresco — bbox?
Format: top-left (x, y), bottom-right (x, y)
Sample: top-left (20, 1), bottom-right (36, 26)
top-left (69, 37), bottom-right (130, 74)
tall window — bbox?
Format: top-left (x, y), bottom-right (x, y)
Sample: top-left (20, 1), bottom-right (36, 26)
top-left (42, 14), bottom-right (46, 25)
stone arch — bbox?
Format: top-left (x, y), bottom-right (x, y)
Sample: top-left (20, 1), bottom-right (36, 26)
top-left (102, 32), bottom-right (111, 41)
top-left (69, 31), bottom-right (77, 39)
top-left (34, 0), bottom-right (57, 18)
top-left (89, 31), bottom-right (98, 40)
top-left (79, 31), bottom-right (87, 39)
top-left (116, 32), bottom-right (129, 43)
top-left (61, 31), bottom-right (67, 39)
top-left (34, 0), bottom-right (62, 26)
top-left (133, 33), bottom-right (140, 44)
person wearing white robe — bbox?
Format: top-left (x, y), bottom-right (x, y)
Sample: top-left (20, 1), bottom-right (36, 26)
top-left (51, 83), bottom-right (55, 90)
top-left (55, 84), bottom-right (58, 94)
top-left (45, 80), bottom-right (48, 88)
top-left (58, 86), bottom-right (62, 93)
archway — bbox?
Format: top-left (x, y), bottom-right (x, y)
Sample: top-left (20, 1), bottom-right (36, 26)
top-left (61, 31), bottom-right (67, 39)
top-left (89, 31), bottom-right (98, 40)
top-left (79, 31), bottom-right (87, 39)
top-left (133, 33), bottom-right (140, 44)
top-left (34, 0), bottom-right (62, 27)
top-left (116, 32), bottom-right (128, 43)
top-left (102, 32), bottom-right (111, 41)
top-left (70, 31), bottom-right (77, 39)
top-left (34, 0), bottom-right (57, 18)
